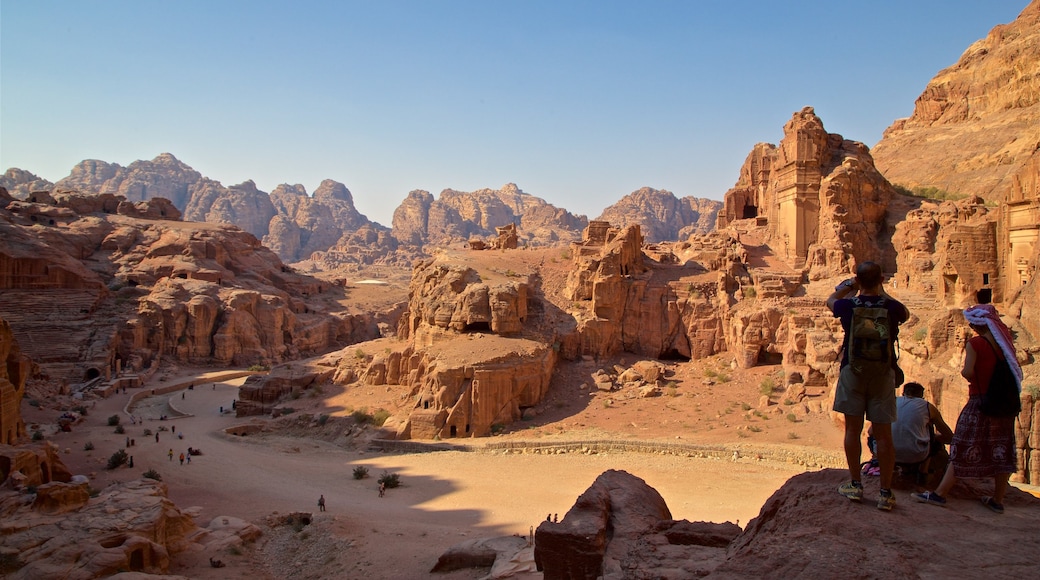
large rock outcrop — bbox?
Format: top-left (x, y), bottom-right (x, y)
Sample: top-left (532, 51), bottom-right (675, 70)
top-left (0, 190), bottom-right (387, 382)
top-left (56, 153), bottom-right (202, 209)
top-left (394, 184), bottom-right (587, 248)
top-left (530, 468), bottom-right (1040, 580)
top-left (0, 316), bottom-right (31, 445)
top-left (717, 107), bottom-right (896, 280)
top-left (871, 0), bottom-right (1040, 202)
top-left (0, 478), bottom-right (197, 579)
top-left (0, 169), bottom-right (54, 201)
top-left (596, 187), bottom-right (722, 243)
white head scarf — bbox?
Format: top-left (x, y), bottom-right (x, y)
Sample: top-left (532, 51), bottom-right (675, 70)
top-left (963, 304), bottom-right (1023, 390)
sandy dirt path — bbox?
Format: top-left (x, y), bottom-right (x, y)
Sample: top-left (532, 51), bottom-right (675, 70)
top-left (55, 374), bottom-right (811, 579)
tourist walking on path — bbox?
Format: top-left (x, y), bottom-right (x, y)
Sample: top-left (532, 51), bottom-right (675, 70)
top-left (318, 495), bottom-right (326, 511)
top-left (168, 449), bottom-right (173, 461)
top-left (913, 303), bottom-right (1022, 513)
top-left (828, 262), bottom-right (909, 511)
top-left (179, 453), bottom-right (185, 465)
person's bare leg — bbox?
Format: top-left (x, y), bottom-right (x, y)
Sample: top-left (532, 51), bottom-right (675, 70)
top-left (872, 423), bottom-right (895, 491)
top-left (934, 463), bottom-right (957, 497)
top-left (844, 415), bottom-right (865, 482)
top-left (993, 472), bottom-right (1010, 504)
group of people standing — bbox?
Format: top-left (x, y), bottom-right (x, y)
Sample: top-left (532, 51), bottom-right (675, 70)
top-left (829, 262), bottom-right (1022, 513)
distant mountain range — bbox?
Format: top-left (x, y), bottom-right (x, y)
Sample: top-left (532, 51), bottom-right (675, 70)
top-left (0, 155), bottom-right (723, 269)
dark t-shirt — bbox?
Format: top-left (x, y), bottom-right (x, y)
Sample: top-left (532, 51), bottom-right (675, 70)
top-left (832, 295), bottom-right (908, 368)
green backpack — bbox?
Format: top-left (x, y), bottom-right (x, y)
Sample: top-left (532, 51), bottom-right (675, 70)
top-left (847, 297), bottom-right (893, 375)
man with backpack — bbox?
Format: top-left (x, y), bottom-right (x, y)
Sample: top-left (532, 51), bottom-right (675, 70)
top-left (828, 261), bottom-right (909, 511)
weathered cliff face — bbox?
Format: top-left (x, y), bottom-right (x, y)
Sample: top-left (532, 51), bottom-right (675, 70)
top-left (0, 189), bottom-right (386, 381)
top-left (718, 107), bottom-right (896, 280)
top-left (0, 478), bottom-right (198, 579)
top-left (396, 183), bottom-right (587, 249)
top-left (0, 168), bottom-right (54, 201)
top-left (872, 1), bottom-right (1040, 201)
top-left (0, 317), bottom-right (31, 445)
top-left (596, 187), bottom-right (722, 243)
top-left (56, 153), bottom-right (201, 209)
top-left (398, 261), bottom-right (531, 347)
top-left (891, 196), bottom-right (1000, 305)
top-left (183, 179), bottom-right (277, 240)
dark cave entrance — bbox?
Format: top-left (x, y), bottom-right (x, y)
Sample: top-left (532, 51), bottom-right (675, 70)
top-left (658, 349), bottom-right (691, 362)
top-left (463, 322), bottom-right (491, 333)
top-left (742, 204), bottom-right (759, 219)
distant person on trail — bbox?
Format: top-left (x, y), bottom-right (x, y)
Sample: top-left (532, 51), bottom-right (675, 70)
top-left (168, 449), bottom-right (174, 461)
top-left (318, 495), bottom-right (326, 512)
top-left (828, 261), bottom-right (909, 511)
top-left (179, 452), bottom-right (185, 465)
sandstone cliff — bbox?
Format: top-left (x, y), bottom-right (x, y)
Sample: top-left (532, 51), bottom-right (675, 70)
top-left (0, 317), bottom-right (31, 445)
top-left (871, 0), bottom-right (1040, 201)
top-left (596, 187), bottom-right (722, 243)
top-left (393, 184), bottom-right (588, 248)
top-left (0, 188), bottom-right (389, 383)
top-left (0, 168), bottom-right (54, 200)
top-left (717, 107), bottom-right (896, 280)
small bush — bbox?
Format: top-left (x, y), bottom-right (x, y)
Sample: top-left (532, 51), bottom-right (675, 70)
top-left (740, 402), bottom-right (752, 411)
top-left (748, 425), bottom-right (762, 433)
top-left (716, 373), bottom-right (731, 383)
top-left (114, 425), bottom-right (125, 434)
top-left (913, 327), bottom-right (928, 342)
top-left (142, 428), bottom-right (152, 436)
top-left (354, 348), bottom-right (366, 360)
top-left (760, 377), bottom-right (776, 396)
top-left (1028, 384), bottom-right (1040, 399)
top-left (248, 364), bottom-right (269, 372)
top-left (107, 415), bottom-right (121, 426)
top-left (88, 486), bottom-right (101, 498)
top-left (786, 413), bottom-right (798, 423)
top-left (788, 432), bottom-right (799, 440)
top-left (83, 441), bottom-right (95, 451)
top-left (28, 399), bottom-right (41, 408)
top-left (744, 287), bottom-right (757, 299)
top-left (352, 465), bottom-right (369, 480)
top-left (31, 430), bottom-right (43, 441)
top-left (143, 469), bottom-right (162, 481)
top-left (107, 449), bottom-right (129, 469)
top-left (318, 414), bottom-right (330, 426)
top-left (378, 471), bottom-right (401, 489)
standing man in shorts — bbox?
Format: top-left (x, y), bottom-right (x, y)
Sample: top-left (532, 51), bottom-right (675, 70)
top-left (828, 261), bottom-right (909, 511)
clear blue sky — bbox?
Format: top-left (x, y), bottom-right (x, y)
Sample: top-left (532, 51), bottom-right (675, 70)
top-left (1, 1), bottom-right (1029, 225)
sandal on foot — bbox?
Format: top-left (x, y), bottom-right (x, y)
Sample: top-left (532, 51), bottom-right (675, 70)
top-left (981, 496), bottom-right (1004, 514)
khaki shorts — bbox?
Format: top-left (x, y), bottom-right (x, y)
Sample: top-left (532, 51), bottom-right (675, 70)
top-left (832, 364), bottom-right (897, 423)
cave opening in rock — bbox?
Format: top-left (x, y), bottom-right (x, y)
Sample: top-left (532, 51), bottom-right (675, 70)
top-left (742, 204), bottom-right (759, 219)
top-left (463, 321), bottom-right (491, 333)
top-left (658, 349), bottom-right (690, 362)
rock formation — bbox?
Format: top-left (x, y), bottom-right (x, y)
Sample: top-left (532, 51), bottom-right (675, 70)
top-left (717, 107), bottom-right (896, 280)
top-left (0, 168), bottom-right (54, 200)
top-left (527, 468), bottom-right (1040, 579)
top-left (57, 153), bottom-right (202, 209)
top-left (184, 179), bottom-right (277, 239)
top-left (596, 187), bottom-right (722, 243)
top-left (0, 316), bottom-right (31, 444)
top-left (393, 183), bottom-right (587, 248)
top-left (0, 188), bottom-right (389, 383)
top-left (871, 0), bottom-right (1040, 202)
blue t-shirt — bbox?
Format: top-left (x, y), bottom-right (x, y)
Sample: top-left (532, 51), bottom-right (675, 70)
top-left (832, 295), bottom-right (908, 368)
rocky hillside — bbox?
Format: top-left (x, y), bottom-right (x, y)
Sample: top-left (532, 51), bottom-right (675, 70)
top-left (392, 183), bottom-right (589, 248)
top-left (0, 186), bottom-right (394, 385)
top-left (871, 0), bottom-right (1040, 200)
top-left (0, 168), bottom-right (53, 200)
top-left (596, 187), bottom-right (722, 243)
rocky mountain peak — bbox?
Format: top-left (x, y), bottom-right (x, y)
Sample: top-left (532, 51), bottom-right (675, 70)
top-left (597, 187), bottom-right (722, 243)
top-left (313, 179), bottom-right (355, 205)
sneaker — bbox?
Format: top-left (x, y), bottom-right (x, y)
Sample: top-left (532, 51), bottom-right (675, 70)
top-left (911, 491), bottom-right (947, 507)
top-left (981, 496), bottom-right (1004, 514)
top-left (877, 490), bottom-right (896, 511)
top-left (838, 480), bottom-right (863, 502)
